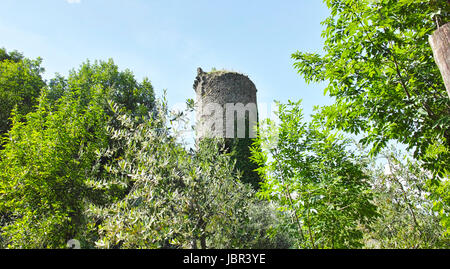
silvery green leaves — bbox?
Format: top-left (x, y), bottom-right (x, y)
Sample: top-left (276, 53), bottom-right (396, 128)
top-left (89, 99), bottom-right (286, 249)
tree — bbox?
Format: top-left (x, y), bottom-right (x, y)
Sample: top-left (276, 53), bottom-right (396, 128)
top-left (0, 48), bottom-right (45, 137)
top-left (0, 56), bottom-right (285, 249)
top-left (89, 100), bottom-right (289, 249)
top-left (0, 59), bottom-right (157, 248)
top-left (251, 100), bottom-right (378, 249)
top-left (364, 148), bottom-right (449, 248)
top-left (0, 48), bottom-right (25, 62)
top-left (0, 89), bottom-right (109, 248)
top-left (292, 0), bottom-right (450, 239)
top-left (292, 0), bottom-right (450, 177)
top-left (48, 59), bottom-right (155, 121)
top-left (429, 22), bottom-right (450, 97)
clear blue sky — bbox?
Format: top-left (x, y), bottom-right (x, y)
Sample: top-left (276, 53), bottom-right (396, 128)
top-left (1, 0), bottom-right (332, 120)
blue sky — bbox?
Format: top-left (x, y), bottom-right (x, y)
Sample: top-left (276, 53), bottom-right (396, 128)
top-left (1, 0), bottom-right (332, 120)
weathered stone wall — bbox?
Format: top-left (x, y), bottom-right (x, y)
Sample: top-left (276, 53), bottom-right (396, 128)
top-left (193, 67), bottom-right (258, 139)
top-left (193, 67), bottom-right (260, 189)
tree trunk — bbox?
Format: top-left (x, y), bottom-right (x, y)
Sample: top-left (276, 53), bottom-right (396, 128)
top-left (430, 22), bottom-right (450, 98)
top-left (200, 235), bottom-right (207, 249)
top-left (191, 238), bottom-right (198, 249)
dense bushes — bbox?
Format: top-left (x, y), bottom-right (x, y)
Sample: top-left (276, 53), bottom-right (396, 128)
top-left (0, 59), bottom-right (156, 248)
top-left (251, 101), bottom-right (379, 248)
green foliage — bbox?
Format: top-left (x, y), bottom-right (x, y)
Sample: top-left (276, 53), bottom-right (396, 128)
top-left (224, 105), bottom-right (261, 189)
top-left (0, 54), bottom-right (284, 249)
top-left (251, 100), bottom-right (378, 249)
top-left (0, 48), bottom-right (25, 62)
top-left (0, 58), bottom-right (156, 248)
top-left (88, 100), bottom-right (288, 249)
top-left (225, 138), bottom-right (261, 189)
top-left (292, 0), bottom-right (450, 177)
top-left (364, 148), bottom-right (449, 248)
top-left (0, 89), bottom-right (109, 248)
top-left (48, 59), bottom-right (155, 121)
top-left (293, 0), bottom-right (450, 240)
top-left (428, 175), bottom-right (450, 237)
top-left (0, 48), bottom-right (45, 136)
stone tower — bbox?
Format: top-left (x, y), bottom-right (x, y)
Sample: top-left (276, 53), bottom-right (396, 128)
top-left (193, 67), bottom-right (260, 188)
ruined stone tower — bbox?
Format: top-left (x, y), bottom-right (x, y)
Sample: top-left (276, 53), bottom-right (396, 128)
top-left (193, 67), bottom-right (260, 188)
